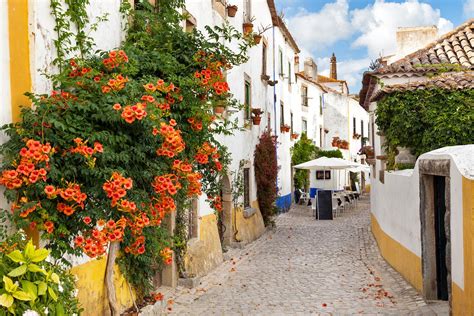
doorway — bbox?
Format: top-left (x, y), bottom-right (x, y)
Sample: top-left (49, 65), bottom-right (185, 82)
top-left (433, 176), bottom-right (448, 301)
top-left (419, 159), bottom-right (451, 303)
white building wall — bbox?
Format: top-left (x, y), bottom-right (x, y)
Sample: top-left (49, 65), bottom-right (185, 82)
top-left (29, 0), bottom-right (125, 94)
top-left (371, 145), bottom-right (474, 290)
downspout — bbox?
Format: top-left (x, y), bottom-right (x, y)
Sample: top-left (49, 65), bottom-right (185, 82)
top-left (272, 24), bottom-right (279, 208)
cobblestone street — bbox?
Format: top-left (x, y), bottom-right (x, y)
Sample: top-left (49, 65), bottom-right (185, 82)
top-left (143, 196), bottom-right (448, 315)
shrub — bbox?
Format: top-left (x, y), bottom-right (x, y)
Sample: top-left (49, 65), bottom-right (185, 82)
top-left (0, 233), bottom-right (81, 315)
top-left (254, 131), bottom-right (278, 226)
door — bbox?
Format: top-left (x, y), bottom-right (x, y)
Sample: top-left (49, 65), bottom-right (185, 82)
top-left (433, 176), bottom-right (448, 300)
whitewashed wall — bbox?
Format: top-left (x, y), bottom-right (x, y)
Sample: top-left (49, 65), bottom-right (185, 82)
top-left (29, 0), bottom-right (125, 94)
top-left (186, 0), bottom-right (276, 215)
top-left (371, 145), bottom-right (474, 290)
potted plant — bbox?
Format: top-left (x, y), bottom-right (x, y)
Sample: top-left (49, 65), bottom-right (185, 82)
top-left (253, 33), bottom-right (262, 44)
top-left (243, 17), bottom-right (255, 34)
top-left (251, 108), bottom-right (263, 125)
top-left (213, 100), bottom-right (226, 114)
top-left (291, 132), bottom-right (299, 140)
top-left (227, 4), bottom-right (238, 17)
top-left (280, 124), bottom-right (290, 133)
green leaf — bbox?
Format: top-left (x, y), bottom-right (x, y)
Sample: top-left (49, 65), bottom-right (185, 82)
top-left (51, 272), bottom-right (60, 284)
top-left (21, 280), bottom-right (37, 300)
top-left (6, 250), bottom-right (25, 263)
top-left (3, 276), bottom-right (18, 293)
top-left (12, 290), bottom-right (32, 301)
top-left (0, 294), bottom-right (13, 308)
top-left (28, 263), bottom-right (46, 274)
top-left (7, 264), bottom-right (27, 277)
top-left (48, 286), bottom-right (58, 301)
top-left (56, 302), bottom-right (65, 316)
top-left (24, 240), bottom-right (35, 260)
top-left (30, 248), bottom-right (49, 263)
top-left (37, 282), bottom-right (47, 296)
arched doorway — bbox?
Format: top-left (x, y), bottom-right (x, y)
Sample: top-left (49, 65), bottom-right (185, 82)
top-left (218, 174), bottom-right (233, 247)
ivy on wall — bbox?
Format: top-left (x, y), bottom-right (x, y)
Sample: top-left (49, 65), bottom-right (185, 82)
top-left (376, 88), bottom-right (474, 168)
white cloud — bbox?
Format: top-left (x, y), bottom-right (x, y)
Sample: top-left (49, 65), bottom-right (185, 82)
top-left (286, 0), bottom-right (353, 50)
top-left (464, 0), bottom-right (474, 17)
top-left (351, 0), bottom-right (453, 58)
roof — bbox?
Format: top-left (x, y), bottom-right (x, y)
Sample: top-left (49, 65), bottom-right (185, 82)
top-left (378, 18), bottom-right (474, 75)
top-left (371, 72), bottom-right (474, 102)
top-left (266, 0), bottom-right (300, 53)
top-left (359, 18), bottom-right (474, 108)
top-left (317, 75), bottom-right (345, 83)
top-left (295, 72), bottom-right (327, 92)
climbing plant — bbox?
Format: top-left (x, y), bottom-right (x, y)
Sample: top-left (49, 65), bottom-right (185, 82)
top-left (0, 0), bottom-right (253, 313)
top-left (254, 131), bottom-right (278, 226)
top-left (376, 88), bottom-right (474, 167)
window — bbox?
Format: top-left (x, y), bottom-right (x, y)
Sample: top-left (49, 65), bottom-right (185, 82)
top-left (319, 127), bottom-right (323, 147)
top-left (301, 85), bottom-right (308, 107)
top-left (187, 198), bottom-right (198, 239)
top-left (280, 102), bottom-right (284, 126)
top-left (243, 168), bottom-right (250, 208)
top-left (361, 120), bottom-right (365, 146)
top-left (262, 42), bottom-right (267, 76)
top-left (279, 49), bottom-right (283, 76)
top-left (319, 95), bottom-right (323, 115)
top-left (244, 78), bottom-right (251, 119)
top-left (288, 61), bottom-right (291, 88)
top-left (290, 113), bottom-right (293, 134)
top-left (353, 117), bottom-right (356, 134)
top-left (302, 119), bottom-right (307, 133)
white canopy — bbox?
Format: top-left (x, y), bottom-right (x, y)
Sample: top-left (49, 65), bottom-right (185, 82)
top-left (293, 157), bottom-right (357, 170)
top-left (347, 162), bottom-right (370, 173)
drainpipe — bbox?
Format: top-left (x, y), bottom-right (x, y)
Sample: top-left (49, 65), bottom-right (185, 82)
top-left (272, 24), bottom-right (279, 211)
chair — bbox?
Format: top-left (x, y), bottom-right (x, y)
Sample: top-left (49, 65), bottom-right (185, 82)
top-left (331, 196), bottom-right (340, 218)
top-left (310, 197), bottom-right (317, 218)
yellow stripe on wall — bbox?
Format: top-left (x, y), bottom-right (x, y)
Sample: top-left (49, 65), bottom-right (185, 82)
top-left (371, 214), bottom-right (423, 291)
top-left (8, 0), bottom-right (32, 123)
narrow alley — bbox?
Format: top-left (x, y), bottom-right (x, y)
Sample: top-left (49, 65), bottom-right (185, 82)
top-left (142, 197), bottom-right (448, 315)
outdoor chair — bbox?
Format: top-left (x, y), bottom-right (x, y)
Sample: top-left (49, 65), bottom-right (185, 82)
top-left (332, 196), bottom-right (341, 218)
top-left (310, 197), bottom-right (317, 218)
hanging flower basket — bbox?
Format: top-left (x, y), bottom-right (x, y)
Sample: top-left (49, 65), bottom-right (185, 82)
top-left (227, 5), bottom-right (238, 17)
top-left (280, 124), bottom-right (290, 133)
top-left (253, 34), bottom-right (262, 44)
top-left (291, 133), bottom-right (299, 140)
top-left (252, 116), bottom-right (262, 125)
top-left (243, 22), bottom-right (254, 34)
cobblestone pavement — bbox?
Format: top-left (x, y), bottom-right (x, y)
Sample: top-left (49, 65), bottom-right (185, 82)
top-left (142, 196), bottom-right (448, 315)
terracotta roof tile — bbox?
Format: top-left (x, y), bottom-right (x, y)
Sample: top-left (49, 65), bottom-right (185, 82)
top-left (371, 72), bottom-right (474, 101)
top-left (375, 19), bottom-right (474, 75)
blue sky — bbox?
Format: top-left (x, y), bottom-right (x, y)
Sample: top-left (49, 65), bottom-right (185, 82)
top-left (275, 0), bottom-right (473, 93)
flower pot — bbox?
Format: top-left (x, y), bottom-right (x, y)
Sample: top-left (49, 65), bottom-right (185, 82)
top-left (227, 5), bottom-right (238, 17)
top-left (243, 22), bottom-right (253, 34)
top-left (214, 106), bottom-right (225, 114)
top-left (252, 116), bottom-right (261, 125)
top-left (253, 34), bottom-right (262, 44)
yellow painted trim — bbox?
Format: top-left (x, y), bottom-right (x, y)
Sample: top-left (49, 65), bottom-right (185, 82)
top-left (8, 0), bottom-right (32, 123)
top-left (70, 258), bottom-right (135, 315)
top-left (452, 178), bottom-right (474, 315)
top-left (371, 214), bottom-right (423, 291)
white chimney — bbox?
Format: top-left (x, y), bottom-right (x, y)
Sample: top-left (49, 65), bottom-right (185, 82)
top-left (304, 57), bottom-right (317, 80)
top-left (389, 26), bottom-right (438, 64)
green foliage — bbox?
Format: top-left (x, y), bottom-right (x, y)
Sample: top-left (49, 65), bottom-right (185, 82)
top-left (0, 0), bottom-right (254, 302)
top-left (376, 88), bottom-right (474, 165)
top-left (290, 133), bottom-right (317, 190)
top-left (254, 131), bottom-right (278, 226)
top-left (316, 149), bottom-right (343, 159)
top-left (0, 233), bottom-right (81, 315)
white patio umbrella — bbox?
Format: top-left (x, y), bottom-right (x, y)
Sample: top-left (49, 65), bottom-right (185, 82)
top-left (293, 157), bottom-right (357, 170)
top-left (293, 157), bottom-right (357, 190)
